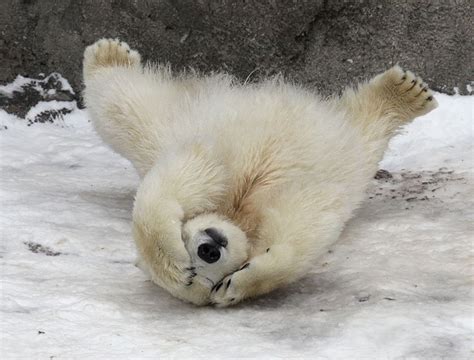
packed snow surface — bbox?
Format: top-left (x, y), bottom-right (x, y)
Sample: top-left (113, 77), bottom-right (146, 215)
top-left (0, 91), bottom-right (473, 359)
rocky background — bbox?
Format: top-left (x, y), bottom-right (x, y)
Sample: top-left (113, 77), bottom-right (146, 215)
top-left (1, 0), bottom-right (472, 112)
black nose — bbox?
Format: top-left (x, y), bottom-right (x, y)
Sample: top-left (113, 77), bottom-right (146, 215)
top-left (204, 228), bottom-right (228, 248)
top-left (198, 243), bottom-right (221, 263)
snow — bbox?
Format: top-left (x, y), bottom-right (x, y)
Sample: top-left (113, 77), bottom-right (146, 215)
top-left (380, 94), bottom-right (473, 172)
top-left (24, 100), bottom-right (78, 124)
top-left (0, 75), bottom-right (34, 97)
top-left (0, 90), bottom-right (473, 359)
top-left (0, 73), bottom-right (75, 97)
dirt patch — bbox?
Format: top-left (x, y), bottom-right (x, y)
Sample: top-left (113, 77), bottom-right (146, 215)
top-left (370, 168), bottom-right (465, 205)
top-left (374, 169), bottom-right (393, 180)
top-left (24, 241), bottom-right (61, 256)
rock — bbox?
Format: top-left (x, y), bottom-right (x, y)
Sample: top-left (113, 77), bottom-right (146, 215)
top-left (0, 73), bottom-right (77, 122)
top-left (0, 0), bottom-right (472, 101)
top-left (374, 169), bottom-right (393, 180)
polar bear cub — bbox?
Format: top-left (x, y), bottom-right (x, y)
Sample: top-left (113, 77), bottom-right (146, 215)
top-left (83, 39), bottom-right (437, 307)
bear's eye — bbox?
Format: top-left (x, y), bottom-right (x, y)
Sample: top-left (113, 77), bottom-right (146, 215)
top-left (204, 228), bottom-right (228, 248)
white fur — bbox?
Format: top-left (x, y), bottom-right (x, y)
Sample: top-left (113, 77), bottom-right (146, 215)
top-left (83, 39), bottom-right (438, 306)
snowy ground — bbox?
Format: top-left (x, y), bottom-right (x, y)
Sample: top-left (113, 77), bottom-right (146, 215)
top-left (0, 76), bottom-right (473, 359)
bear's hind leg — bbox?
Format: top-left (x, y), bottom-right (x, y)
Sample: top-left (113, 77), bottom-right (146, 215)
top-left (338, 66), bottom-right (438, 139)
top-left (337, 66), bottom-right (438, 166)
top-left (83, 39), bottom-right (162, 175)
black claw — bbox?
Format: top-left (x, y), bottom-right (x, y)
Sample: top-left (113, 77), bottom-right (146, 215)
top-left (230, 298), bottom-right (236, 302)
top-left (186, 281), bottom-right (193, 286)
top-left (213, 282), bottom-right (223, 292)
top-left (186, 267), bottom-right (196, 271)
top-left (404, 81), bottom-right (417, 92)
top-left (415, 88), bottom-right (425, 97)
top-left (395, 73), bottom-right (407, 86)
top-left (212, 281), bottom-right (223, 292)
top-left (226, 279), bottom-right (232, 289)
top-left (266, 248), bottom-right (270, 253)
top-left (427, 96), bottom-right (433, 101)
top-left (239, 263), bottom-right (250, 271)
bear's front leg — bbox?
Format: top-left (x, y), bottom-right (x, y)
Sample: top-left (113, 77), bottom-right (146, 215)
top-left (132, 143), bottom-right (230, 304)
top-left (210, 184), bottom-right (344, 307)
top-left (210, 244), bottom-right (301, 307)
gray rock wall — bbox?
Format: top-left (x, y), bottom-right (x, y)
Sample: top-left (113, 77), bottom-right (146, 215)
top-left (1, 0), bottom-right (472, 98)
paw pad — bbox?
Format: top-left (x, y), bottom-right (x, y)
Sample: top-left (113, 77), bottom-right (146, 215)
top-left (83, 38), bottom-right (141, 78)
top-left (379, 66), bottom-right (438, 117)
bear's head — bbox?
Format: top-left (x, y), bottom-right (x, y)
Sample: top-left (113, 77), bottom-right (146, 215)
top-left (182, 213), bottom-right (249, 289)
top-left (133, 210), bottom-right (249, 305)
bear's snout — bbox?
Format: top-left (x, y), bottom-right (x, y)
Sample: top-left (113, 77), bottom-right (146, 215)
top-left (197, 228), bottom-right (228, 263)
top-left (198, 243), bottom-right (221, 263)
